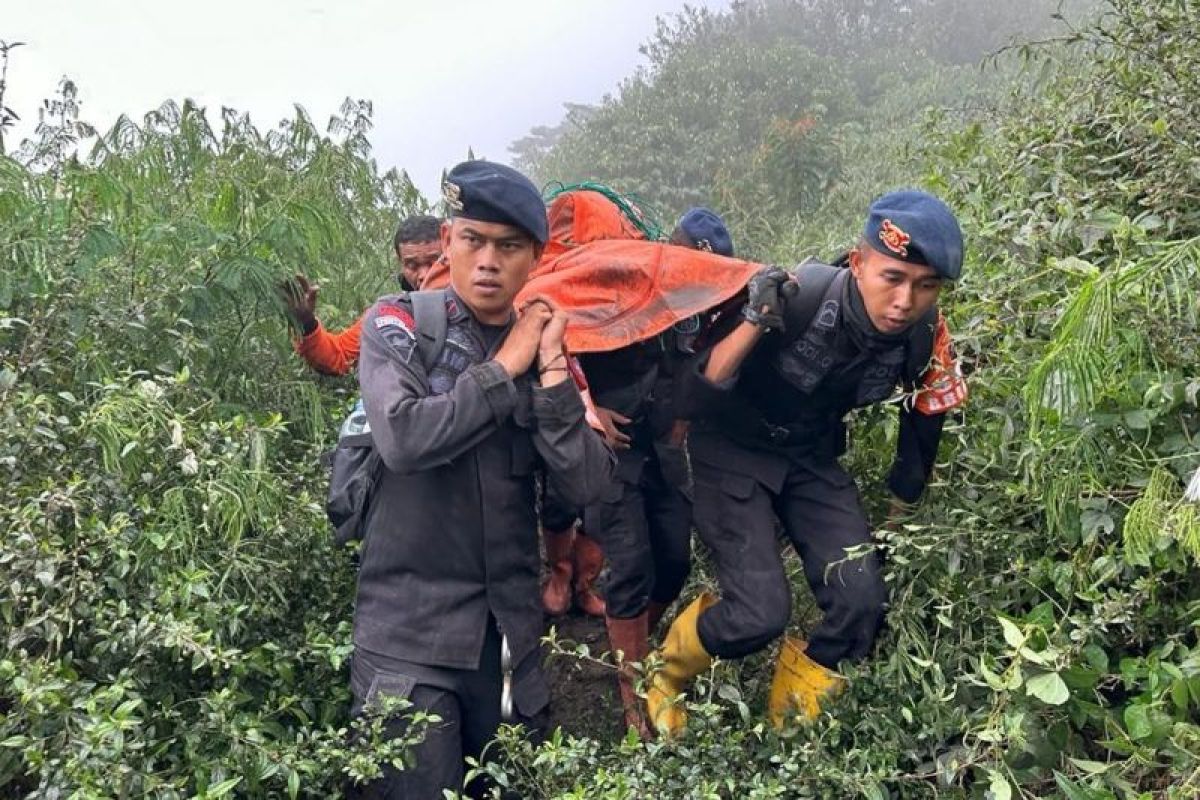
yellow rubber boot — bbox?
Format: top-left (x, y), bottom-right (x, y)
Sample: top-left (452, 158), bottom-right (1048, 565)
top-left (767, 636), bottom-right (846, 728)
top-left (645, 592), bottom-right (717, 737)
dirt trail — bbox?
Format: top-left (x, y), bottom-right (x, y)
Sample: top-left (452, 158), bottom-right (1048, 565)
top-left (541, 611), bottom-right (625, 741)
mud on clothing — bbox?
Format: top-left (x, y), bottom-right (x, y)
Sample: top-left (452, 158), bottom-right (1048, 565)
top-left (353, 287), bottom-right (613, 797)
top-left (682, 269), bottom-right (952, 669)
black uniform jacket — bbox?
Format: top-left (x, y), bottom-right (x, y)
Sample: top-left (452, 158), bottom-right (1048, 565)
top-left (355, 290), bottom-right (614, 672)
top-left (683, 310), bottom-right (946, 504)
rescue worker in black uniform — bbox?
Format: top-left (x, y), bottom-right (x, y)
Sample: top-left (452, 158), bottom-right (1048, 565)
top-left (585, 206), bottom-right (736, 737)
top-left (352, 160), bottom-right (614, 798)
top-left (646, 190), bottom-right (967, 735)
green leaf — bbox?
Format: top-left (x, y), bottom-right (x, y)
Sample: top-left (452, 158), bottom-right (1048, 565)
top-left (1026, 672), bottom-right (1070, 705)
top-left (1171, 679), bottom-right (1190, 711)
top-left (1053, 771), bottom-right (1115, 800)
top-left (979, 659), bottom-right (1006, 691)
top-left (1066, 757), bottom-right (1110, 775)
top-left (202, 777), bottom-right (243, 798)
top-left (1082, 644), bottom-right (1109, 673)
top-left (861, 781), bottom-right (886, 800)
top-left (998, 617), bottom-right (1025, 649)
top-left (1123, 704), bottom-right (1152, 740)
top-left (986, 770), bottom-right (1012, 800)
top-left (1123, 409), bottom-right (1152, 430)
top-left (717, 683), bottom-right (742, 702)
top-left (1053, 256), bottom-right (1099, 276)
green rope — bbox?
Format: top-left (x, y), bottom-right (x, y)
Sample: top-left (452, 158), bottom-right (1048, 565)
top-left (542, 180), bottom-right (667, 242)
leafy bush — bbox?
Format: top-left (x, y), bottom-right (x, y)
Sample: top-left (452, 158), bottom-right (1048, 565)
top-left (1, 91), bottom-right (427, 797)
top-left (486, 1), bottom-right (1200, 798)
top-left (4, 1), bottom-right (1200, 797)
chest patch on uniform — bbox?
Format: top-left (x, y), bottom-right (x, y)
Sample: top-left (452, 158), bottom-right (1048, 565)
top-left (428, 324), bottom-right (485, 395)
top-left (375, 304), bottom-right (417, 362)
top-left (815, 300), bottom-right (839, 330)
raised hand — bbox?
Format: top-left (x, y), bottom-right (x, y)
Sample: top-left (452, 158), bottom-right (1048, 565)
top-left (279, 273), bottom-right (319, 334)
top-left (740, 265), bottom-right (796, 333)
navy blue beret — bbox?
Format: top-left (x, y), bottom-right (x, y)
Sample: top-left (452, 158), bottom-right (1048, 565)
top-left (443, 160), bottom-right (548, 245)
top-left (863, 190), bottom-right (963, 280)
top-left (677, 207), bottom-right (734, 257)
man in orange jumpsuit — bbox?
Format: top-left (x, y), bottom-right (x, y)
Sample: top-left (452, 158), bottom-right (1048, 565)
top-left (285, 214), bottom-right (443, 375)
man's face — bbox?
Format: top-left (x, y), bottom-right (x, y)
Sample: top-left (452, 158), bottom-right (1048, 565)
top-left (442, 218), bottom-right (539, 323)
top-left (668, 226), bottom-right (694, 249)
top-left (396, 239), bottom-right (442, 290)
top-left (848, 245), bottom-right (943, 335)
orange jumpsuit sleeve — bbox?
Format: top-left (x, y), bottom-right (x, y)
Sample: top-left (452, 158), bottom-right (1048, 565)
top-left (294, 314), bottom-right (364, 376)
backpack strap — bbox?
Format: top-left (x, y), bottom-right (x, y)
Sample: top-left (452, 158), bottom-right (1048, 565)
top-left (783, 258), bottom-right (937, 382)
top-left (409, 289), bottom-right (449, 370)
top-left (778, 258), bottom-right (844, 348)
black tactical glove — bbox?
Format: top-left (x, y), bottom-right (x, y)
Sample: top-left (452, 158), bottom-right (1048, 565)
top-left (741, 265), bottom-right (797, 332)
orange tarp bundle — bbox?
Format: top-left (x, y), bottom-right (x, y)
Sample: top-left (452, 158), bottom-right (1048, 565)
top-left (419, 188), bottom-right (650, 291)
top-left (419, 256), bottom-right (450, 291)
top-left (517, 239), bottom-right (760, 354)
top-left (538, 189), bottom-right (647, 266)
top-left (421, 188), bottom-right (760, 353)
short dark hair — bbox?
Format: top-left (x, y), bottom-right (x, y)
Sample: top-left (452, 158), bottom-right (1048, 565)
top-left (393, 214), bottom-right (442, 253)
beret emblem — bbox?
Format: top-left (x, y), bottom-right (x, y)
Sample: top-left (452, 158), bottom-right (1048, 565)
top-left (442, 180), bottom-right (464, 212)
top-left (878, 219), bottom-right (910, 257)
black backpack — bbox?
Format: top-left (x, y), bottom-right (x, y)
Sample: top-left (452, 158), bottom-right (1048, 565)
top-left (326, 290), bottom-right (448, 546)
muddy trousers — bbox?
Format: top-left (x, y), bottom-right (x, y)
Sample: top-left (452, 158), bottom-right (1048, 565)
top-left (691, 457), bottom-right (886, 670)
top-left (584, 453), bottom-right (693, 620)
top-left (348, 624), bottom-right (547, 800)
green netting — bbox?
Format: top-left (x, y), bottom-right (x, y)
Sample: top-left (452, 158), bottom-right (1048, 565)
top-left (542, 180), bottom-right (667, 242)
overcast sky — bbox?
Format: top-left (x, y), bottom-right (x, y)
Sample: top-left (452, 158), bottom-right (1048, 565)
top-left (4, 0), bottom-right (729, 197)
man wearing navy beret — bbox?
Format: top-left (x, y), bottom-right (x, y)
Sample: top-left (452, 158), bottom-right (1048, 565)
top-left (352, 160), bottom-right (613, 797)
top-left (647, 189), bottom-right (968, 734)
top-left (670, 207), bottom-right (735, 258)
top-left (574, 206), bottom-right (738, 738)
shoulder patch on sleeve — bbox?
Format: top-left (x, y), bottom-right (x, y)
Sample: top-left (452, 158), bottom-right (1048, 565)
top-left (373, 303), bottom-right (418, 362)
top-left (914, 314), bottom-right (967, 415)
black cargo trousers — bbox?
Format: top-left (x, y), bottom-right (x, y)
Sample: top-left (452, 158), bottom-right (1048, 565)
top-left (690, 454), bottom-right (887, 670)
top-left (583, 441), bottom-right (693, 619)
top-left (347, 622), bottom-right (547, 800)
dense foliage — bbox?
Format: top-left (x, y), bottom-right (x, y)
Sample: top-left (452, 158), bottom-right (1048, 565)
top-left (3, 0), bottom-right (1199, 798)
top-left (490, 1), bottom-right (1200, 797)
top-left (510, 0), bottom-right (1096, 257)
top-left (1, 92), bottom-right (429, 796)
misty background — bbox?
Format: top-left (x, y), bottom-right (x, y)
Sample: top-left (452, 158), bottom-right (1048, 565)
top-left (2, 0), bottom-right (731, 197)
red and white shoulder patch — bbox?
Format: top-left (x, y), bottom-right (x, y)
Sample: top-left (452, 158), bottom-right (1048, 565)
top-left (374, 304), bottom-right (416, 335)
top-left (914, 313), bottom-right (967, 415)
top-left (373, 303), bottom-right (418, 362)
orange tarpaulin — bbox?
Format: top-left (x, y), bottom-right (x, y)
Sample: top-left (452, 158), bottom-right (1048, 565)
top-left (421, 189), bottom-right (760, 353)
top-left (420, 188), bottom-right (649, 291)
top-left (539, 189), bottom-right (647, 265)
top-left (419, 256), bottom-right (450, 291)
top-left (517, 239), bottom-right (761, 354)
